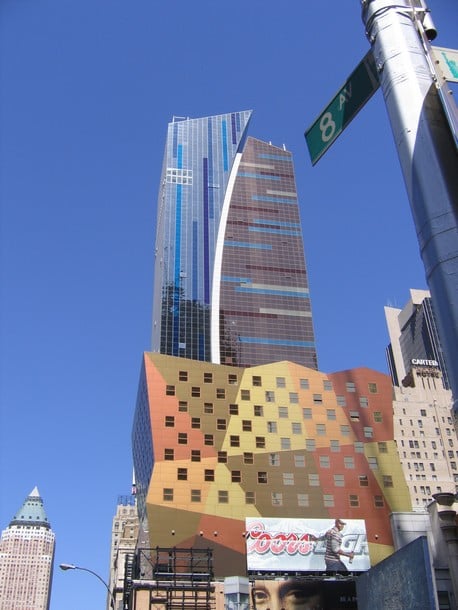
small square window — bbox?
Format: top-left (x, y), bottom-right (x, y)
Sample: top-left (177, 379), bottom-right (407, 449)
top-left (272, 492), bottom-right (283, 506)
top-left (191, 387), bottom-right (200, 398)
top-left (165, 416), bottom-right (175, 427)
top-left (341, 425), bottom-right (350, 436)
top-left (269, 453), bottom-right (280, 466)
top-left (378, 442), bottom-right (388, 453)
top-left (231, 471), bottom-right (242, 483)
top-left (252, 376), bottom-right (262, 387)
top-left (350, 411), bottom-right (360, 422)
top-left (204, 402), bottom-right (214, 414)
top-left (229, 403), bottom-right (239, 415)
top-left (258, 472), bottom-right (268, 484)
top-left (294, 455), bottom-right (306, 467)
top-left (218, 451), bottom-right (227, 463)
top-left (368, 382), bottom-right (378, 394)
top-left (336, 395), bottom-right (347, 407)
top-left (359, 396), bottom-right (369, 408)
top-left (323, 494), bottom-right (335, 507)
top-left (177, 468), bottom-right (187, 480)
top-left (383, 475), bottom-right (393, 487)
top-left (254, 405), bottom-right (264, 416)
top-left (163, 488), bottom-right (174, 501)
top-left (349, 494), bottom-right (360, 507)
top-left (346, 382), bottom-right (356, 393)
top-left (191, 417), bottom-right (201, 429)
top-left (204, 469), bottom-right (214, 481)
top-left (203, 372), bottom-right (213, 383)
top-left (289, 392), bottom-right (299, 404)
top-left (178, 371), bottom-right (188, 381)
top-left (217, 419), bottom-right (227, 430)
top-left (191, 450), bottom-right (201, 462)
top-left (246, 491), bottom-right (255, 504)
top-left (327, 409), bottom-right (336, 421)
top-left (297, 493), bottom-right (309, 507)
top-left (242, 420), bottom-right (252, 432)
top-left (300, 379), bottom-right (309, 390)
top-left (230, 435), bottom-right (240, 447)
top-left (256, 436), bottom-right (266, 449)
top-left (303, 408), bottom-right (312, 420)
top-left (178, 433), bottom-right (187, 445)
top-left (265, 391), bottom-right (275, 402)
top-left (292, 422), bottom-right (302, 434)
top-left (330, 439), bottom-right (340, 452)
top-left (204, 434), bottom-right (214, 446)
top-left (166, 385), bottom-right (175, 396)
top-left (241, 389), bottom-right (251, 400)
top-left (283, 473), bottom-right (294, 485)
top-left (191, 489), bottom-right (201, 502)
top-left (308, 473), bottom-right (320, 486)
top-left (276, 377), bottom-right (286, 388)
top-left (316, 424), bottom-right (326, 436)
top-left (228, 373), bottom-right (238, 385)
top-left (313, 394), bottom-right (323, 405)
top-left (374, 495), bottom-right (384, 508)
top-left (334, 474), bottom-right (345, 487)
top-left (323, 380), bottom-right (333, 391)
top-left (374, 411), bottom-right (383, 423)
top-left (359, 475), bottom-right (368, 486)
top-left (278, 406), bottom-right (289, 418)
top-left (306, 439), bottom-right (316, 452)
top-left (344, 457), bottom-right (355, 469)
top-left (354, 441), bottom-right (364, 453)
top-left (164, 448), bottom-right (174, 460)
top-left (267, 421), bottom-right (277, 433)
top-left (178, 401), bottom-right (188, 412)
top-left (364, 426), bottom-right (373, 438)
top-left (280, 438), bottom-right (291, 450)
top-left (368, 457), bottom-right (378, 470)
top-left (216, 388), bottom-right (225, 399)
top-left (244, 452), bottom-right (254, 464)
top-left (319, 455), bottom-right (330, 468)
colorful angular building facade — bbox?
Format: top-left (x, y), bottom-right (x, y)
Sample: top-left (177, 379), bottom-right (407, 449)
top-left (132, 353), bottom-right (411, 577)
top-left (151, 112), bottom-right (317, 370)
top-left (0, 487), bottom-right (55, 610)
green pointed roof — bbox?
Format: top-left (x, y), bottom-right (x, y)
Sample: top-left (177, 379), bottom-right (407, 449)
top-left (10, 486), bottom-right (51, 529)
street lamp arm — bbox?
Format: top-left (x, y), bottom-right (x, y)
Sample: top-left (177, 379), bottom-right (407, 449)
top-left (59, 563), bottom-right (114, 608)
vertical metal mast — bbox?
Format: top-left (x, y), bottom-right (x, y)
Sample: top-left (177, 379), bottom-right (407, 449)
top-left (361, 0), bottom-right (458, 408)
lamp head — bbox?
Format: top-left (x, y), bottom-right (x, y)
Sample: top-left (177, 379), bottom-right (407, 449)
top-left (59, 563), bottom-right (76, 571)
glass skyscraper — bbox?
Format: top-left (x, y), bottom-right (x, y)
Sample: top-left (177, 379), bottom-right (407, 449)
top-left (152, 111), bottom-right (317, 369)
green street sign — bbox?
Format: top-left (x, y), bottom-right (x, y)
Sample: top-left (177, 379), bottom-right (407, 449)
top-left (305, 50), bottom-right (380, 165)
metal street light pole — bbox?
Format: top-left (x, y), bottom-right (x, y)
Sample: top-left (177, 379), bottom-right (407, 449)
top-left (59, 563), bottom-right (115, 609)
top-left (361, 0), bottom-right (458, 407)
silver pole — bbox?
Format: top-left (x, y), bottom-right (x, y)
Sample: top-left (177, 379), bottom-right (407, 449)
top-left (361, 0), bottom-right (458, 408)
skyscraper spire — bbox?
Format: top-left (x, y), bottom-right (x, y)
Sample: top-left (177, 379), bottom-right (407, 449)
top-left (0, 487), bottom-right (55, 609)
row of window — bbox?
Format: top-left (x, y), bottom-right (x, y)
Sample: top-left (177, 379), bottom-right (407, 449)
top-left (172, 372), bottom-right (379, 395)
top-left (171, 428), bottom-right (379, 447)
top-left (161, 488), bottom-right (386, 507)
top-left (164, 411), bottom-right (383, 428)
top-left (172, 467), bottom-right (392, 486)
top-left (166, 386), bottom-right (378, 404)
top-left (163, 448), bottom-right (383, 469)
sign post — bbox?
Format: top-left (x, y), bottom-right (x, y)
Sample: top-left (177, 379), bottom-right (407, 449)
top-left (305, 50), bottom-right (379, 165)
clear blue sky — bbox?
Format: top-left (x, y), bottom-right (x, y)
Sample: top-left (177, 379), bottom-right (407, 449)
top-left (0, 1), bottom-right (456, 609)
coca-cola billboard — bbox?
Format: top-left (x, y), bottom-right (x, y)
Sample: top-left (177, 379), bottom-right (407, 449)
top-left (245, 518), bottom-right (370, 572)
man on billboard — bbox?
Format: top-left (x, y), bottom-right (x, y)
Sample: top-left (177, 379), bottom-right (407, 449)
top-left (322, 519), bottom-right (355, 572)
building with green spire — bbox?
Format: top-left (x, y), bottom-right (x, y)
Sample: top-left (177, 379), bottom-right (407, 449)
top-left (0, 487), bottom-right (55, 610)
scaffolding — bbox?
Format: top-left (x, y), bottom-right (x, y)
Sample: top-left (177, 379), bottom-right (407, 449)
top-left (123, 548), bottom-right (215, 610)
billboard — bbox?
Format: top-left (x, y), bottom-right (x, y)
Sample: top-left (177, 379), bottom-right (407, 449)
top-left (245, 518), bottom-right (370, 572)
